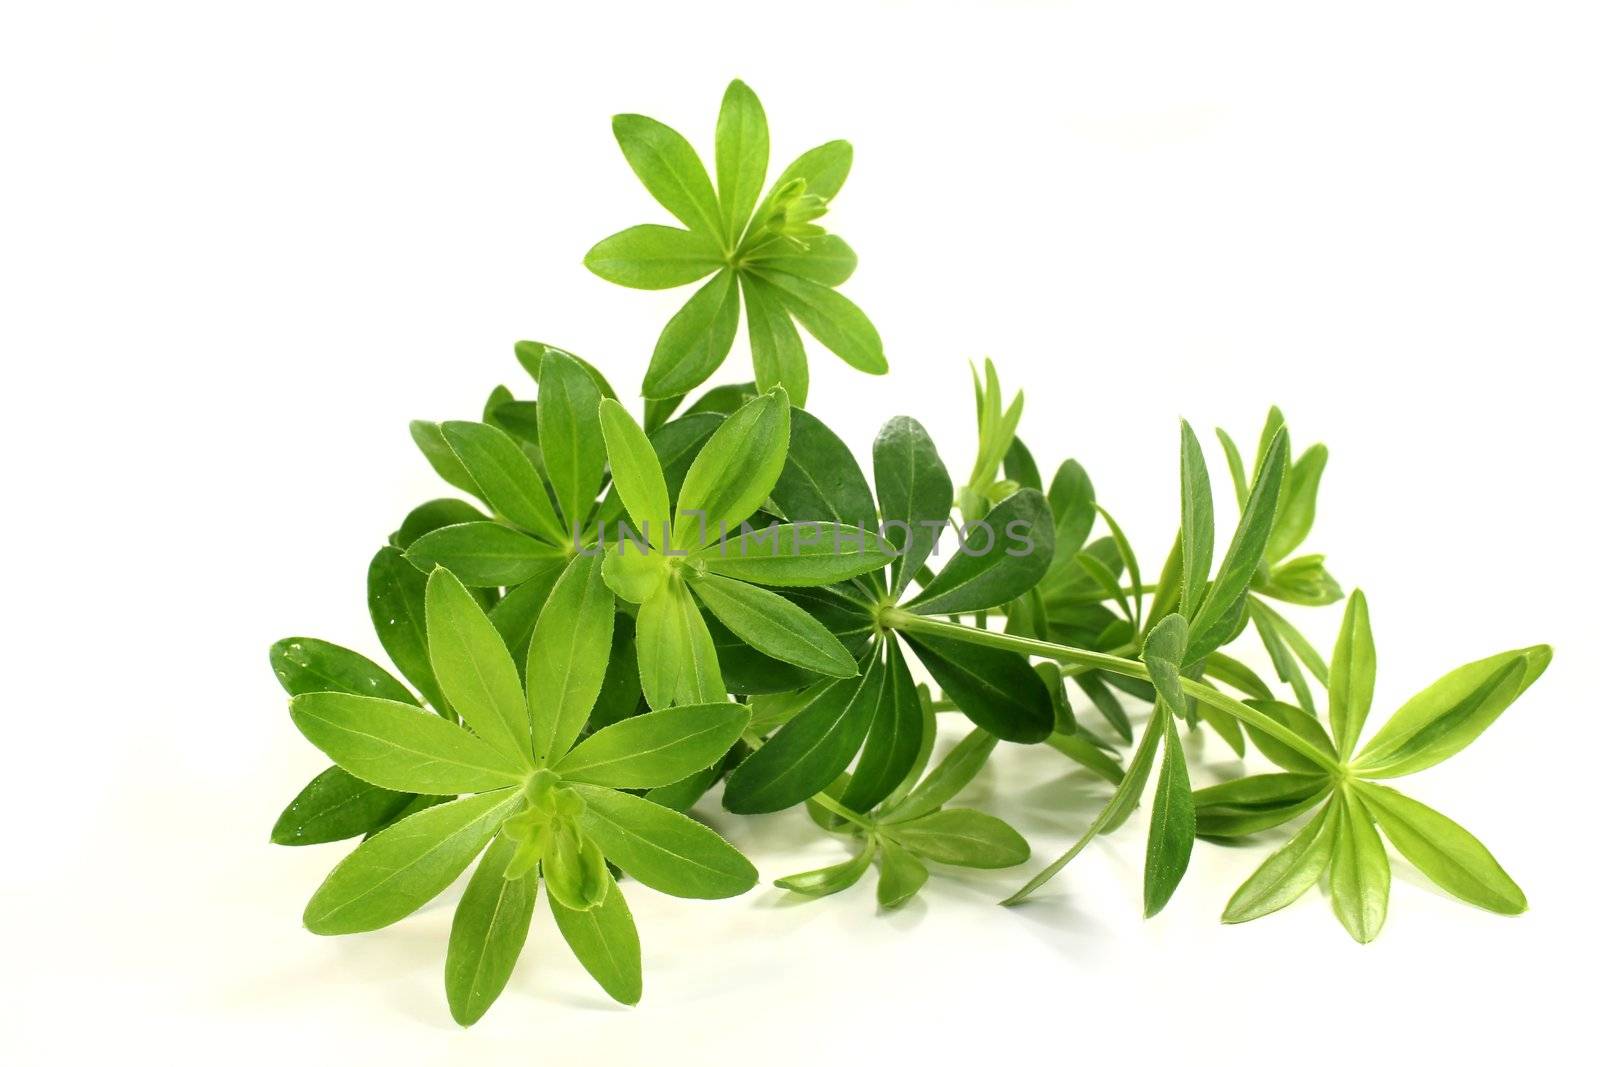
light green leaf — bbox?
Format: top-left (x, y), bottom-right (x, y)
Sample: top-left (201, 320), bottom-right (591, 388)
top-left (537, 349), bottom-right (607, 533)
top-left (673, 387), bottom-right (790, 548)
top-left (525, 553), bottom-right (615, 763)
top-left (426, 567), bottom-right (533, 763)
top-left (572, 784), bottom-right (757, 898)
top-left (1267, 443), bottom-right (1327, 563)
top-left (556, 702), bottom-right (749, 789)
top-left (1330, 789), bottom-right (1390, 943)
top-left (1222, 802), bottom-right (1335, 923)
top-left (304, 789), bottom-right (519, 935)
top-left (612, 112), bottom-right (723, 240)
top-left (714, 79), bottom-right (768, 241)
top-left (441, 421), bottom-right (565, 545)
top-left (740, 272), bottom-right (808, 403)
top-left (601, 542), bottom-right (668, 603)
top-left (1358, 783), bottom-right (1526, 914)
top-left (696, 522), bottom-right (893, 586)
top-left (635, 577), bottom-right (725, 709)
top-left (764, 140), bottom-right (852, 208)
top-left (1353, 646), bottom-right (1550, 778)
top-left (688, 572), bottom-right (856, 677)
top-left (757, 269), bottom-right (885, 374)
top-left (445, 835), bottom-right (537, 1025)
top-left (584, 224), bottom-right (724, 290)
top-left (875, 839), bottom-right (929, 909)
top-left (642, 269), bottom-right (742, 399)
top-left (775, 842), bottom-right (876, 897)
top-left (549, 868), bottom-right (641, 1005)
top-left (888, 809), bottom-right (1029, 869)
top-left (406, 522), bottom-right (567, 588)
top-left (598, 398), bottom-right (671, 551)
top-left (290, 692), bottom-right (527, 794)
top-left (746, 234), bottom-right (858, 286)
top-left (1329, 589), bottom-right (1376, 759)
top-left (881, 727), bottom-right (999, 824)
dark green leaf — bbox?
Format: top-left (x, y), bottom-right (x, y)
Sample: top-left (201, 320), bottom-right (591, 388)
top-left (907, 489), bottom-right (1053, 615)
top-left (271, 765), bottom-right (413, 846)
top-left (873, 416), bottom-right (953, 598)
top-left (369, 546), bottom-right (448, 713)
top-left (903, 632), bottom-right (1054, 744)
top-left (838, 641), bottom-right (923, 812)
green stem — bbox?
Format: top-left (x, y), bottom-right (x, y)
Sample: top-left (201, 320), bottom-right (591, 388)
top-left (889, 612), bottom-right (1340, 775)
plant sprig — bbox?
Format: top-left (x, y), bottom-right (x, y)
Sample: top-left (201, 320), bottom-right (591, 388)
top-left (270, 80), bottom-right (1551, 1025)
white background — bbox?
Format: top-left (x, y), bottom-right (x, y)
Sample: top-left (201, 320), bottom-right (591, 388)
top-left (4, 1), bottom-right (1598, 1062)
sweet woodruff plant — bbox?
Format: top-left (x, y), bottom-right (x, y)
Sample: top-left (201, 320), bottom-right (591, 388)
top-left (270, 81), bottom-right (1549, 1025)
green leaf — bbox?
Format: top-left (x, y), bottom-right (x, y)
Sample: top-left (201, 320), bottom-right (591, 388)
top-left (769, 407), bottom-right (877, 531)
top-left (839, 641), bottom-right (923, 812)
top-left (598, 398), bottom-right (671, 550)
top-left (1328, 589), bottom-right (1376, 759)
top-left (549, 868), bottom-right (642, 1005)
top-left (1178, 420), bottom-right (1215, 618)
top-left (1044, 732), bottom-right (1126, 786)
top-left (1143, 710), bottom-right (1195, 917)
top-left (513, 341), bottom-right (619, 400)
top-left (1257, 554), bottom-right (1343, 606)
top-left (688, 572), bottom-right (856, 677)
top-left (584, 224), bottom-right (725, 290)
top-left (1221, 803), bottom-right (1336, 923)
top-left (405, 522), bottom-right (567, 587)
top-left (1330, 789), bottom-right (1390, 943)
top-left (635, 577), bottom-right (725, 709)
top-left (525, 553), bottom-right (615, 762)
top-left (775, 842), bottom-right (876, 897)
top-left (1354, 646), bottom-right (1550, 778)
top-left (1357, 783), bottom-right (1526, 914)
top-left (444, 835), bottom-right (537, 1025)
top-left (906, 489), bottom-right (1053, 615)
top-left (746, 234), bottom-right (858, 286)
top-left (542, 822), bottom-right (610, 912)
top-left (1267, 443), bottom-right (1327, 563)
top-left (1193, 772), bottom-right (1331, 837)
top-left (394, 498), bottom-right (491, 551)
top-left (902, 632), bottom-right (1054, 744)
top-left (426, 566), bottom-right (533, 764)
top-left (369, 546), bottom-right (448, 713)
top-left (1141, 612), bottom-right (1190, 723)
top-left (674, 387), bottom-right (790, 549)
top-left (876, 839), bottom-right (929, 909)
top-left (556, 702), bottom-right (749, 789)
top-left (441, 421), bottom-right (565, 545)
top-left (1187, 429), bottom-right (1289, 662)
top-left (881, 727), bottom-right (999, 824)
top-left (410, 420), bottom-right (483, 501)
top-left (723, 661), bottom-right (880, 813)
top-left (487, 565), bottom-right (567, 666)
top-left (1042, 460), bottom-right (1096, 592)
top-left (757, 269), bottom-right (885, 374)
top-left (572, 784), bottom-right (757, 898)
top-left (612, 112), bottom-right (723, 241)
top-left (873, 416), bottom-right (954, 598)
top-left (697, 522), bottom-right (893, 586)
top-left (269, 637), bottom-right (416, 704)
top-left (1242, 699), bottom-right (1339, 774)
top-left (271, 765), bottom-right (414, 846)
top-left (714, 79), bottom-right (768, 241)
top-left (642, 269), bottom-right (741, 399)
top-left (1215, 427), bottom-right (1249, 509)
top-left (291, 692), bottom-right (527, 794)
top-left (887, 809), bottom-right (1029, 869)
top-left (304, 788), bottom-right (519, 935)
top-left (740, 273), bottom-right (808, 403)
top-left (764, 140), bottom-right (852, 208)
top-left (537, 349), bottom-right (607, 533)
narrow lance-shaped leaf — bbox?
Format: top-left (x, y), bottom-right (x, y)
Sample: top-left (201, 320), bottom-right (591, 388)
top-left (1222, 802), bottom-right (1336, 923)
top-left (776, 842), bottom-right (876, 897)
top-left (445, 835), bottom-right (537, 1026)
top-left (598, 398), bottom-right (671, 550)
top-left (369, 546), bottom-right (449, 713)
top-left (673, 387), bottom-right (791, 550)
top-left (688, 571), bottom-right (857, 678)
top-left (1328, 589), bottom-right (1376, 758)
top-left (583, 224), bottom-right (724, 290)
top-left (548, 868), bottom-right (642, 1005)
top-left (611, 112), bottom-right (724, 241)
top-left (1357, 783), bottom-right (1527, 915)
top-left (643, 269), bottom-right (742, 399)
top-left (1329, 788), bottom-right (1390, 943)
top-left (555, 702), bottom-right (750, 789)
top-left (1143, 709), bottom-right (1195, 918)
top-left (1178, 420), bottom-right (1214, 618)
top-left (874, 416), bottom-right (954, 598)
top-left (635, 578), bottom-right (725, 710)
top-left (441, 421), bottom-right (566, 546)
top-left (714, 79), bottom-right (768, 242)
top-left (906, 489), bottom-right (1054, 616)
top-left (571, 784), bottom-right (758, 898)
top-left (525, 553), bottom-right (615, 763)
top-left (887, 809), bottom-right (1029, 869)
top-left (426, 567), bottom-right (534, 764)
top-left (741, 273), bottom-right (808, 403)
top-left (537, 349), bottom-right (607, 533)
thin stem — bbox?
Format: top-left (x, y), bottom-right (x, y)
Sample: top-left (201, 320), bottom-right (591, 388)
top-left (888, 611), bottom-right (1340, 775)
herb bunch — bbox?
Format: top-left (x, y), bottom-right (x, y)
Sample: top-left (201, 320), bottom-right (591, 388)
top-left (272, 81), bottom-right (1550, 1025)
